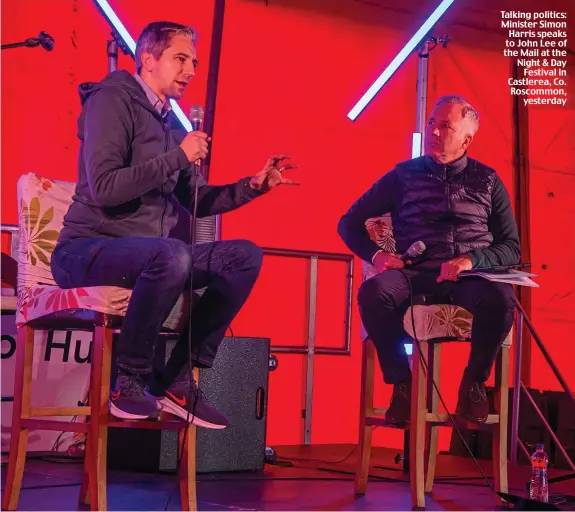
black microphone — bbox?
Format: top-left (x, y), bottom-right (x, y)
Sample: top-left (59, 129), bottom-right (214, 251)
top-left (2, 31), bottom-right (54, 51)
top-left (38, 32), bottom-right (55, 51)
top-left (400, 240), bottom-right (426, 262)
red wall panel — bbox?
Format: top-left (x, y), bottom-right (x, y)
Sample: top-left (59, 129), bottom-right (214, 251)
top-left (2, 0), bottom-right (574, 452)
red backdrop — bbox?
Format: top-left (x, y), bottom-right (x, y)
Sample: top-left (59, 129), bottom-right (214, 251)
top-left (2, 0), bottom-right (574, 451)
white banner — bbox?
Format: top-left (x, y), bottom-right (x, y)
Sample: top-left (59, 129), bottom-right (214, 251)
top-left (1, 315), bottom-right (91, 453)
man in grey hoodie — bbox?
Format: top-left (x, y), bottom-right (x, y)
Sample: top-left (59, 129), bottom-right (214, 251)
top-left (51, 21), bottom-right (297, 428)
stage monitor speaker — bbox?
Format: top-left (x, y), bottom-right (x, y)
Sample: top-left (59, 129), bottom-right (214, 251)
top-left (545, 390), bottom-right (575, 470)
top-left (107, 336), bottom-right (270, 474)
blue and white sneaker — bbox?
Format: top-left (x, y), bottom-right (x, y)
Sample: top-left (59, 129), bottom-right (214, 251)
top-left (153, 370), bottom-right (229, 429)
top-left (109, 373), bottom-right (158, 420)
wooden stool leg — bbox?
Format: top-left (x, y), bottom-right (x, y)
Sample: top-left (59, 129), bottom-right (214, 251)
top-left (2, 325), bottom-right (34, 511)
top-left (78, 433), bottom-right (91, 505)
top-left (410, 339), bottom-right (428, 509)
top-left (179, 424), bottom-right (198, 511)
top-left (88, 326), bottom-right (113, 511)
top-left (425, 344), bottom-right (441, 494)
top-left (179, 366), bottom-right (199, 511)
top-left (493, 346), bottom-right (509, 496)
top-left (355, 340), bottom-right (375, 495)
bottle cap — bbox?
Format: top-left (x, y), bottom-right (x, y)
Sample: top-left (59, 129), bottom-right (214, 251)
top-left (536, 444), bottom-right (544, 450)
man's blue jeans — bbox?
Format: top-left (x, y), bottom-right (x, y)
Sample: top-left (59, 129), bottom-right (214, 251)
top-left (51, 236), bottom-right (262, 388)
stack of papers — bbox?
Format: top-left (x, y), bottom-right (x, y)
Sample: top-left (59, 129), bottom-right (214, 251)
top-left (459, 269), bottom-right (539, 288)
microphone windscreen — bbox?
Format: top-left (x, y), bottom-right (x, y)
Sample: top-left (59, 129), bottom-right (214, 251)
top-left (408, 241), bottom-right (426, 257)
top-left (189, 105), bottom-right (204, 132)
top-left (189, 105), bottom-right (204, 122)
top-left (39, 32), bottom-right (54, 51)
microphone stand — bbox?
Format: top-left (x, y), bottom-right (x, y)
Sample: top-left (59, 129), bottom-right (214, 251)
top-left (1, 40), bottom-right (38, 50)
top-left (1, 32), bottom-right (54, 51)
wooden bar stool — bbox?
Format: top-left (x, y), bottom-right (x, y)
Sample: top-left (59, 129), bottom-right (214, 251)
top-left (406, 313), bottom-right (510, 508)
top-left (2, 173), bottom-right (198, 511)
top-left (355, 216), bottom-right (510, 509)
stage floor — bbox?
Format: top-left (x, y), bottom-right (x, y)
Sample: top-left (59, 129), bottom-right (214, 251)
top-left (2, 444), bottom-right (574, 510)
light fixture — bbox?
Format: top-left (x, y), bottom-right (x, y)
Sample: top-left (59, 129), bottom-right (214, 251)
top-left (347, 0), bottom-right (456, 121)
top-left (93, 0), bottom-right (193, 131)
top-left (411, 132), bottom-right (423, 158)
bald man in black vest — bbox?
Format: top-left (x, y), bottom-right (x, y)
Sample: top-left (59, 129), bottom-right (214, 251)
top-left (338, 95), bottom-right (520, 425)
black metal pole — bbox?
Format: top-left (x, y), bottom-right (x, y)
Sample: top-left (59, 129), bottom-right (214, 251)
top-left (1, 41), bottom-right (30, 50)
top-left (108, 39), bottom-right (118, 73)
top-left (515, 301), bottom-right (575, 409)
top-left (203, 0), bottom-right (226, 179)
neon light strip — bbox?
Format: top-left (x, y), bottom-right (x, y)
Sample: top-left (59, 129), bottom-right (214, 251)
top-left (411, 132), bottom-right (422, 158)
top-left (347, 0), bottom-right (456, 121)
top-left (94, 0), bottom-right (192, 131)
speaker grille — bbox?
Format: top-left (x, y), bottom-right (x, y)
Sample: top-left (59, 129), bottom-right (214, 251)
top-left (159, 336), bottom-right (270, 473)
top-left (194, 215), bottom-right (220, 243)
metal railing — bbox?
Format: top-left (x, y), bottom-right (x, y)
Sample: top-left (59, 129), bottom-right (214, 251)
top-left (261, 247), bottom-right (354, 444)
top-left (511, 302), bottom-right (575, 472)
top-left (1, 223), bottom-right (19, 264)
top-left (1, 224), bottom-right (19, 305)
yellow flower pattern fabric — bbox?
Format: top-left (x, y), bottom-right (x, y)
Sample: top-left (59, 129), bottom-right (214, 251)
top-left (17, 174), bottom-right (74, 293)
top-left (359, 216), bottom-right (512, 347)
top-left (21, 198), bottom-right (59, 266)
top-left (15, 173), bottom-right (188, 332)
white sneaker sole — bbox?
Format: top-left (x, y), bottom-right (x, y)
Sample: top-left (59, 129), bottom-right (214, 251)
top-left (155, 397), bottom-right (228, 429)
top-left (109, 401), bottom-right (156, 420)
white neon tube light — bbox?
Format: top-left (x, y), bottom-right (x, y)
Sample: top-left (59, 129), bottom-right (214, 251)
top-left (411, 132), bottom-right (422, 158)
top-left (347, 0), bottom-right (456, 121)
top-left (94, 0), bottom-right (193, 131)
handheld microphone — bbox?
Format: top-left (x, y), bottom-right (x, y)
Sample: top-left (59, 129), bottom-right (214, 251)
top-left (189, 104), bottom-right (204, 132)
top-left (188, 105), bottom-right (204, 171)
top-left (401, 240), bottom-right (426, 262)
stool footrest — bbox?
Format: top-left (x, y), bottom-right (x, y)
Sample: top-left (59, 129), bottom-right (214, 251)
top-left (20, 419), bottom-right (89, 433)
top-left (425, 412), bottom-right (499, 425)
top-left (29, 407), bottom-right (91, 417)
top-left (107, 419), bottom-right (188, 431)
top-left (366, 416), bottom-right (409, 429)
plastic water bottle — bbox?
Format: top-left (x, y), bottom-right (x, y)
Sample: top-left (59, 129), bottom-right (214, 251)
top-left (529, 444), bottom-right (549, 502)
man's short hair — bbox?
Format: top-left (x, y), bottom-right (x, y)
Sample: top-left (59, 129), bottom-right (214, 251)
top-left (435, 95), bottom-right (480, 134)
top-left (135, 21), bottom-right (197, 73)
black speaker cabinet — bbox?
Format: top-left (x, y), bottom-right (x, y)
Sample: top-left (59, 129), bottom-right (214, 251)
top-left (545, 391), bottom-right (575, 470)
top-left (107, 336), bottom-right (270, 473)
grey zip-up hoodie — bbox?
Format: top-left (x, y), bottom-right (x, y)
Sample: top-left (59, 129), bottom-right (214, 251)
top-left (59, 70), bottom-right (262, 243)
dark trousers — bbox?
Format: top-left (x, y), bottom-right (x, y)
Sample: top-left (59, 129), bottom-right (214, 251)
top-left (357, 268), bottom-right (516, 385)
top-left (51, 237), bottom-right (262, 389)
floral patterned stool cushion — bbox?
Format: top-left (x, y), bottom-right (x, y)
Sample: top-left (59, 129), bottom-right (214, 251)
top-left (360, 216), bottom-right (512, 347)
top-left (16, 172), bottom-right (187, 332)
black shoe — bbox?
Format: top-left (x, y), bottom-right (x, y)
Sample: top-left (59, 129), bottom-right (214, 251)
top-left (455, 377), bottom-right (489, 423)
top-left (384, 380), bottom-right (411, 427)
top-left (154, 369), bottom-right (229, 429)
top-left (109, 372), bottom-right (158, 420)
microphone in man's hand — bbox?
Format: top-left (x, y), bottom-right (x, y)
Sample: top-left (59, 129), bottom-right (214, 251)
top-left (400, 241), bottom-right (426, 263)
top-left (188, 105), bottom-right (205, 169)
top-left (189, 105), bottom-right (204, 132)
